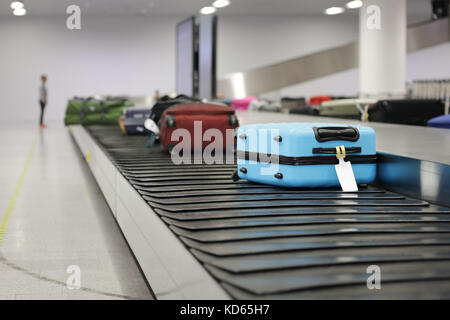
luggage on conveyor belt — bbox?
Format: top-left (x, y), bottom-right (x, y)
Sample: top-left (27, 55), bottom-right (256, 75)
top-left (64, 97), bottom-right (133, 125)
top-left (331, 96), bottom-right (358, 100)
top-left (368, 99), bottom-right (445, 126)
top-left (280, 97), bottom-right (306, 113)
top-left (320, 99), bottom-right (376, 120)
top-left (235, 123), bottom-right (377, 188)
top-left (66, 97), bottom-right (129, 115)
top-left (231, 96), bottom-right (258, 110)
top-left (121, 107), bottom-right (152, 135)
top-left (149, 94), bottom-right (200, 125)
top-left (212, 98), bottom-right (232, 106)
top-left (145, 95), bottom-right (202, 146)
top-left (308, 95), bottom-right (332, 106)
top-left (105, 95), bottom-right (129, 102)
top-left (159, 103), bottom-right (239, 152)
top-left (428, 114), bottom-right (450, 129)
top-left (249, 99), bottom-right (281, 112)
top-left (289, 105), bottom-right (320, 116)
top-left (84, 125), bottom-right (450, 300)
top-left (119, 116), bottom-right (126, 134)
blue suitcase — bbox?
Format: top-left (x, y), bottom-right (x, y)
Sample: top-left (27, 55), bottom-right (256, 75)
top-left (428, 114), bottom-right (450, 129)
top-left (235, 123), bottom-right (377, 188)
top-left (123, 107), bottom-right (152, 134)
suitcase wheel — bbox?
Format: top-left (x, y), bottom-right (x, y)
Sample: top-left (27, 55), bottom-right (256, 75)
top-left (274, 173), bottom-right (283, 179)
top-left (231, 171), bottom-right (240, 182)
top-left (240, 167), bottom-right (247, 174)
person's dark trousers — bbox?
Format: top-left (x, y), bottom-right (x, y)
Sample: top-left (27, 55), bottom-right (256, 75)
top-left (39, 100), bottom-right (45, 125)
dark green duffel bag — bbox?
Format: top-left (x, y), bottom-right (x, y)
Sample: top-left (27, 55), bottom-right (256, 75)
top-left (66, 97), bottom-right (132, 115)
top-left (64, 97), bottom-right (132, 125)
top-left (64, 107), bottom-right (126, 125)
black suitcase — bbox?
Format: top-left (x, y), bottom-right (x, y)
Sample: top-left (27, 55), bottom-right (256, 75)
top-left (289, 105), bottom-right (320, 116)
top-left (145, 94), bottom-right (200, 147)
top-left (149, 94), bottom-right (200, 125)
top-left (281, 97), bottom-right (306, 113)
top-left (368, 99), bottom-right (445, 126)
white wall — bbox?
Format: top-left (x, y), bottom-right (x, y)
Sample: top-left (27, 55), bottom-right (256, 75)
top-left (266, 41), bottom-right (450, 100)
top-left (217, 14), bottom-right (361, 99)
top-left (217, 15), bottom-right (359, 76)
top-left (2, 14), bottom-right (361, 123)
top-left (406, 42), bottom-right (450, 79)
top-left (0, 15), bottom-right (181, 122)
top-left (262, 69), bottom-right (360, 100)
top-left (1, 13), bottom-right (449, 123)
top-left (217, 14), bottom-right (450, 100)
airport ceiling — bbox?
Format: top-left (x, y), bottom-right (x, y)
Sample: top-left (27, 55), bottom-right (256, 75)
top-left (0, 0), bottom-right (432, 17)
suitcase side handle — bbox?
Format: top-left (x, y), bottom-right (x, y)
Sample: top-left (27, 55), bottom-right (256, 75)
top-left (313, 126), bottom-right (360, 142)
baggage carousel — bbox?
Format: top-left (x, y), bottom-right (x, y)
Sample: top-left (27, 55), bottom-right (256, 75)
top-left (69, 113), bottom-right (450, 300)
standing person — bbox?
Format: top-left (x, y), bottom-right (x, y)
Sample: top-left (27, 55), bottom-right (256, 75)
top-left (39, 75), bottom-right (48, 128)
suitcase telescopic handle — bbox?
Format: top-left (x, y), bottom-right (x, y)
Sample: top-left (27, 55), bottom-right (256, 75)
top-left (313, 126), bottom-right (360, 142)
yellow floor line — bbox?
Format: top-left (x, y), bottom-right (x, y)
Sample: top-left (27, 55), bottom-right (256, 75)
top-left (0, 132), bottom-right (39, 246)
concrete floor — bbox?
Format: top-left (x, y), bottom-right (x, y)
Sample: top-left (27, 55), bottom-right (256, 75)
top-left (0, 121), bottom-right (153, 300)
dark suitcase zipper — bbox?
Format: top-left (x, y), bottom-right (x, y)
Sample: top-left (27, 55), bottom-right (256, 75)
top-left (237, 151), bottom-right (377, 166)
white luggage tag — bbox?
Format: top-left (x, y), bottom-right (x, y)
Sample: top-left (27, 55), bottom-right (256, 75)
top-left (334, 146), bottom-right (358, 192)
top-left (144, 119), bottom-right (160, 147)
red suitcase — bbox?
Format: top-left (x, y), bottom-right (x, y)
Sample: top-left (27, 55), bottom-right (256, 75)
top-left (308, 95), bottom-right (332, 106)
top-left (159, 103), bottom-right (239, 153)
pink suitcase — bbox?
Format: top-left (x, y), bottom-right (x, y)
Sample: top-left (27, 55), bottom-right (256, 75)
top-left (231, 97), bottom-right (258, 110)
